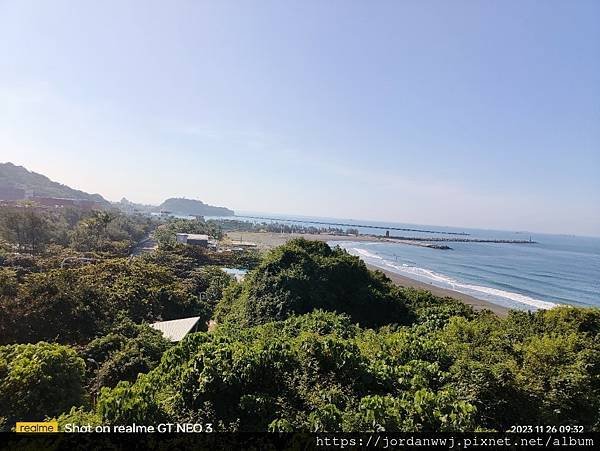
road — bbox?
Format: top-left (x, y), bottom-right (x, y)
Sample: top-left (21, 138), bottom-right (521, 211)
top-left (130, 234), bottom-right (158, 257)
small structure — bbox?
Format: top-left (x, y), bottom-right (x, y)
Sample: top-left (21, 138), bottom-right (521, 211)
top-left (175, 233), bottom-right (209, 247)
top-left (150, 316), bottom-right (202, 342)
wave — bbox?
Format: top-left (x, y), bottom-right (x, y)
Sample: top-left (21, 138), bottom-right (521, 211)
top-left (352, 248), bottom-right (384, 260)
top-left (346, 246), bottom-right (557, 311)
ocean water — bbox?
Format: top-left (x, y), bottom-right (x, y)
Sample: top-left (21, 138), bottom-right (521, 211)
top-left (214, 213), bottom-right (600, 311)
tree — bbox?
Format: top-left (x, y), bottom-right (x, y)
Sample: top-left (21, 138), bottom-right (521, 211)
top-left (0, 342), bottom-right (86, 426)
top-left (83, 319), bottom-right (171, 392)
top-left (216, 238), bottom-right (413, 328)
top-left (67, 311), bottom-right (476, 431)
top-left (0, 208), bottom-right (51, 254)
top-left (70, 211), bottom-right (115, 252)
top-left (54, 304), bottom-right (600, 432)
top-left (1, 259), bottom-right (209, 344)
top-left (440, 308), bottom-right (600, 430)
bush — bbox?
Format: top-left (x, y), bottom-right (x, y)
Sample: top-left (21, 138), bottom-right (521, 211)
top-left (441, 307), bottom-right (600, 430)
top-left (216, 239), bottom-right (413, 328)
top-left (74, 311), bottom-right (476, 431)
top-left (0, 342), bottom-right (86, 426)
top-left (83, 320), bottom-right (171, 392)
top-left (1, 259), bottom-right (209, 344)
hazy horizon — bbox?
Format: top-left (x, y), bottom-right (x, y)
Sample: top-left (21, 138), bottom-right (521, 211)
top-left (1, 1), bottom-right (599, 236)
top-left (4, 159), bottom-right (600, 238)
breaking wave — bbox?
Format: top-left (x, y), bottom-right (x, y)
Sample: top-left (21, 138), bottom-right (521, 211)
top-left (346, 246), bottom-right (557, 311)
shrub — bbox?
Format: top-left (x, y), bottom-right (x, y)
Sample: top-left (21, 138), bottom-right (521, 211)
top-left (0, 342), bottom-right (86, 426)
top-left (216, 239), bottom-right (413, 328)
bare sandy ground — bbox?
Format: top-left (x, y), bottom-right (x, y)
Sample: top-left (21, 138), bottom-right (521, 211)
top-left (225, 231), bottom-right (384, 249)
top-left (225, 231), bottom-right (510, 316)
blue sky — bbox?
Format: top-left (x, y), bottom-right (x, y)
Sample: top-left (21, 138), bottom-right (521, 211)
top-left (1, 0), bottom-right (598, 235)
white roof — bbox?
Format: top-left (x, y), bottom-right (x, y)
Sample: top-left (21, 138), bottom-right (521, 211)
top-left (150, 316), bottom-right (202, 342)
top-left (176, 233), bottom-right (209, 240)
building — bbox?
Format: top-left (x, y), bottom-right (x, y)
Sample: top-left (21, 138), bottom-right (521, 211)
top-left (175, 233), bottom-right (209, 247)
top-left (150, 316), bottom-right (202, 342)
top-left (29, 196), bottom-right (102, 210)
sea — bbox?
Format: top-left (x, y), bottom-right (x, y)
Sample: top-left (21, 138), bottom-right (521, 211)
top-left (210, 212), bottom-right (600, 311)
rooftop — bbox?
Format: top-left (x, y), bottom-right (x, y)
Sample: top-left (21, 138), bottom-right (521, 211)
top-left (176, 233), bottom-right (209, 240)
top-left (150, 316), bottom-right (202, 342)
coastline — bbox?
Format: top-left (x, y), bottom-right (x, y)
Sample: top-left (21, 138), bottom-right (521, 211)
top-left (365, 263), bottom-right (509, 316)
top-left (225, 231), bottom-right (510, 316)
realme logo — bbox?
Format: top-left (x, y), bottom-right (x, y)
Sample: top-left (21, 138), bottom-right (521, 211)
top-left (15, 421), bottom-right (59, 433)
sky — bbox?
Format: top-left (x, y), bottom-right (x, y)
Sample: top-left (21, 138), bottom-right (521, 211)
top-left (1, 0), bottom-right (599, 236)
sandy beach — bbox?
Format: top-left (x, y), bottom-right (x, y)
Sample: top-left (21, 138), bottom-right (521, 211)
top-left (225, 231), bottom-right (510, 316)
top-left (365, 264), bottom-right (509, 316)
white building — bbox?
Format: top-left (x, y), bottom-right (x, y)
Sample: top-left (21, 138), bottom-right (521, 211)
top-left (175, 233), bottom-right (209, 246)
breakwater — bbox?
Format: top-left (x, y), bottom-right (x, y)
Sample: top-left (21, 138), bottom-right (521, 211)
top-left (237, 215), bottom-right (470, 236)
top-left (387, 235), bottom-right (537, 244)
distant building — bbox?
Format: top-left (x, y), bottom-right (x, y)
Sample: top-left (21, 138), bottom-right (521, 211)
top-left (176, 233), bottom-right (209, 247)
top-left (30, 196), bottom-right (101, 210)
top-left (150, 316), bottom-right (202, 342)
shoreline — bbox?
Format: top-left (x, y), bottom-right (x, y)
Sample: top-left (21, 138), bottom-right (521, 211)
top-left (365, 263), bottom-right (509, 316)
top-left (224, 231), bottom-right (511, 316)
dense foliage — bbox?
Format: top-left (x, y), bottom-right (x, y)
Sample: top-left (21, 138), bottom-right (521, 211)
top-left (0, 259), bottom-right (210, 344)
top-left (0, 206), bottom-right (153, 256)
top-left (440, 308), bottom-right (600, 430)
top-left (61, 305), bottom-right (600, 432)
top-left (66, 311), bottom-right (476, 431)
top-left (144, 244), bottom-right (260, 273)
top-left (216, 239), bottom-right (413, 328)
top-left (0, 342), bottom-right (86, 425)
top-left (82, 319), bottom-right (171, 392)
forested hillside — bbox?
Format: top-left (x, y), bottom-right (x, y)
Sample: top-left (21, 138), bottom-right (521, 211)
top-left (0, 163), bottom-right (107, 202)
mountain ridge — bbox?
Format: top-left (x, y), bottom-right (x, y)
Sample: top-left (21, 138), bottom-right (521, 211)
top-left (0, 162), bottom-right (235, 216)
top-left (155, 197), bottom-right (234, 217)
top-left (0, 162), bottom-right (107, 203)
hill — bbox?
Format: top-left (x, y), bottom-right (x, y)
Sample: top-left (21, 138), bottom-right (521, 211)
top-left (156, 197), bottom-right (234, 217)
top-left (0, 162), bottom-right (107, 203)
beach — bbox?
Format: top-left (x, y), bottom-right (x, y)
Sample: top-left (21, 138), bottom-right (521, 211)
top-left (365, 264), bottom-right (509, 316)
top-left (225, 231), bottom-right (510, 316)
